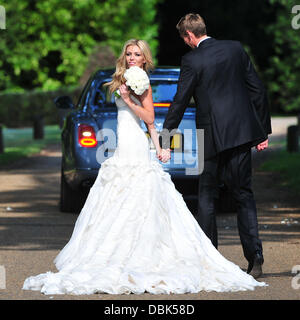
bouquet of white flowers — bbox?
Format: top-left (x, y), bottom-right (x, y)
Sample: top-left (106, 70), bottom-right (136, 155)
top-left (124, 66), bottom-right (150, 95)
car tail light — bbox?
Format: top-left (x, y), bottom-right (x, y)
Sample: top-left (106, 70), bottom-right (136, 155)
top-left (78, 124), bottom-right (97, 147)
top-left (153, 102), bottom-right (171, 107)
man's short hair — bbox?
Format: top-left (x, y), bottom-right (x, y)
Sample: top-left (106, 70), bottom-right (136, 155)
top-left (176, 13), bottom-right (207, 38)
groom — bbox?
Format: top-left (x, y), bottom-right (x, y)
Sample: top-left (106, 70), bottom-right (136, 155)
top-left (160, 13), bottom-right (272, 278)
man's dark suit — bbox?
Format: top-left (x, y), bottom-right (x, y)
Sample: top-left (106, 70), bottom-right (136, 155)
top-left (162, 37), bottom-right (272, 264)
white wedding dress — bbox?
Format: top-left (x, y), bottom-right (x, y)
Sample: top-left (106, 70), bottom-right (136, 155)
top-left (23, 95), bottom-right (267, 295)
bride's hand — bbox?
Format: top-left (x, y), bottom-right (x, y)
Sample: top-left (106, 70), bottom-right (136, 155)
top-left (157, 148), bottom-right (171, 163)
top-left (119, 84), bottom-right (130, 102)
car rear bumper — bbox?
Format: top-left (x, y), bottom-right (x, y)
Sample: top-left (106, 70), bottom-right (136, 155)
top-left (64, 166), bottom-right (199, 195)
top-left (64, 168), bottom-right (99, 190)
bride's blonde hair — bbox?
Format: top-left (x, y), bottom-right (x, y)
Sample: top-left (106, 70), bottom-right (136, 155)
top-left (106, 39), bottom-right (154, 93)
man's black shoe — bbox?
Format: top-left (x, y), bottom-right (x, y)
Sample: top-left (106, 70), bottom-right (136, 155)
top-left (247, 253), bottom-right (264, 279)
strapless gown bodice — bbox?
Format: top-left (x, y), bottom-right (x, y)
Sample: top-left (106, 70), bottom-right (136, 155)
top-left (113, 95), bottom-right (151, 163)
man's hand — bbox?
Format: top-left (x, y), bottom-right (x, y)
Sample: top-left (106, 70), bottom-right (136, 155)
top-left (256, 139), bottom-right (268, 152)
top-left (157, 148), bottom-right (171, 163)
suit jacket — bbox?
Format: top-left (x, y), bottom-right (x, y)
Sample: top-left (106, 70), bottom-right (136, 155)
top-left (162, 37), bottom-right (272, 160)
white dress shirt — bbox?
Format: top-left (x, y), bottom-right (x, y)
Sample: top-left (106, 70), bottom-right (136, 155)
top-left (197, 36), bottom-right (211, 47)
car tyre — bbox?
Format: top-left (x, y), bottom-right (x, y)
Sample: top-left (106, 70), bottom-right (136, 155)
top-left (60, 169), bottom-right (86, 213)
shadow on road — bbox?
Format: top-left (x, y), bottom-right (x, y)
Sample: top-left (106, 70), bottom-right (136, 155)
top-left (0, 127), bottom-right (299, 254)
top-left (0, 145), bottom-right (77, 251)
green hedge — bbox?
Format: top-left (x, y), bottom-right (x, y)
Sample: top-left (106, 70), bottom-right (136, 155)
top-left (0, 86), bottom-right (83, 128)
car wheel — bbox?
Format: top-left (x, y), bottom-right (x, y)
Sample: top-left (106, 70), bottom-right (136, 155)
top-left (60, 169), bottom-right (86, 213)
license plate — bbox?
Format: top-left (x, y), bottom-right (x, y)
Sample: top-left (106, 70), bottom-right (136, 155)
top-left (171, 133), bottom-right (183, 150)
top-left (145, 132), bottom-right (183, 151)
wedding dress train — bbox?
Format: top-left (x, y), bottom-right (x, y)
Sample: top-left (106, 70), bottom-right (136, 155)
top-left (23, 95), bottom-right (267, 295)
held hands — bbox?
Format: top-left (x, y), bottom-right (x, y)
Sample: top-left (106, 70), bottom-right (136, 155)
top-left (157, 148), bottom-right (171, 163)
top-left (256, 139), bottom-right (269, 152)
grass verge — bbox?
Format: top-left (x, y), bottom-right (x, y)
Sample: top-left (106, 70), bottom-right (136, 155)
top-left (260, 149), bottom-right (300, 194)
top-left (0, 125), bottom-right (61, 167)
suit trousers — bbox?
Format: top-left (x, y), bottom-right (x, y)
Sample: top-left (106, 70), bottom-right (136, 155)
top-left (195, 143), bottom-right (263, 262)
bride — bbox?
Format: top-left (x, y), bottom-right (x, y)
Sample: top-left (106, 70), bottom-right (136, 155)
top-left (23, 39), bottom-right (267, 295)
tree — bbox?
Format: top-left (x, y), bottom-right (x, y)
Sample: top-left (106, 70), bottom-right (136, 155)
top-left (156, 0), bottom-right (300, 114)
top-left (266, 0), bottom-right (300, 112)
top-left (156, 0), bottom-right (277, 69)
top-left (0, 0), bottom-right (160, 92)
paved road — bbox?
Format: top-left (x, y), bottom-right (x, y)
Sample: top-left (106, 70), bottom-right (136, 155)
top-left (0, 117), bottom-right (299, 300)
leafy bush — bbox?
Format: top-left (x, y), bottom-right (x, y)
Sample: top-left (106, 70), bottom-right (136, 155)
top-left (0, 0), bottom-right (160, 92)
top-left (0, 86), bottom-right (82, 127)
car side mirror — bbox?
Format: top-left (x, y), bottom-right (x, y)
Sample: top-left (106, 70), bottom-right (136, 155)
top-left (54, 96), bottom-right (75, 109)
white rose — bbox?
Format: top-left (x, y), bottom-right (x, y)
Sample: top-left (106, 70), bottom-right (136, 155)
top-left (124, 66), bottom-right (150, 95)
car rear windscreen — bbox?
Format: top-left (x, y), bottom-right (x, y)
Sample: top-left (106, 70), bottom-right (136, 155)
top-left (93, 80), bottom-right (177, 107)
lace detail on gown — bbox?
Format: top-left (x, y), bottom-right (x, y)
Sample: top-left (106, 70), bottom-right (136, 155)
top-left (23, 95), bottom-right (267, 295)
